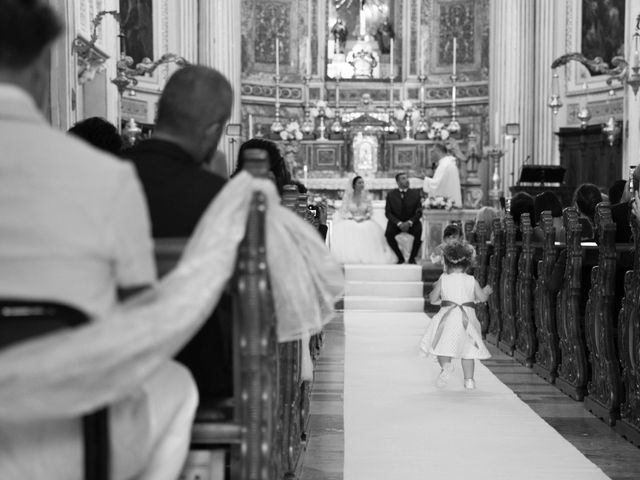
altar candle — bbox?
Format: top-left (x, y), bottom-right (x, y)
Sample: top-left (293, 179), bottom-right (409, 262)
top-left (418, 29), bottom-right (423, 76)
top-left (494, 114), bottom-right (499, 146)
top-left (306, 0), bottom-right (312, 76)
top-left (304, 165), bottom-right (308, 186)
top-left (276, 38), bottom-right (280, 78)
top-left (249, 114), bottom-right (254, 138)
top-left (390, 37), bottom-right (394, 79)
top-left (452, 37), bottom-right (457, 76)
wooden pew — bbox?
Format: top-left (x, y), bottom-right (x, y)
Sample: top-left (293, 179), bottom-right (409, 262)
top-left (533, 211), bottom-right (561, 383)
top-left (473, 221), bottom-right (491, 336)
top-left (555, 207), bottom-right (593, 401)
top-left (486, 218), bottom-right (505, 345)
top-left (499, 215), bottom-right (519, 356)
top-left (514, 213), bottom-right (537, 367)
top-left (583, 203), bottom-right (622, 425)
top-left (157, 190), bottom-right (316, 480)
top-left (616, 211), bottom-right (640, 445)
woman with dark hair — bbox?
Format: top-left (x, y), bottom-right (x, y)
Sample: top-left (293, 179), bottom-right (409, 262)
top-left (509, 192), bottom-right (536, 227)
top-left (331, 175), bottom-right (395, 264)
top-left (573, 183), bottom-right (603, 241)
top-left (234, 138), bottom-right (292, 194)
top-left (68, 117), bottom-right (123, 155)
top-left (533, 191), bottom-right (565, 242)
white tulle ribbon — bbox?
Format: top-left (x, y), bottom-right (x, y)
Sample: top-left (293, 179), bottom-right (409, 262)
top-left (0, 172), bottom-right (343, 421)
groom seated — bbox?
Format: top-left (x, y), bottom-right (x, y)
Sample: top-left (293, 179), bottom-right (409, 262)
top-left (385, 172), bottom-right (423, 264)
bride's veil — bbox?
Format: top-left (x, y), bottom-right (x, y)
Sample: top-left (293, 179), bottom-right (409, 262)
top-left (336, 174), bottom-right (371, 222)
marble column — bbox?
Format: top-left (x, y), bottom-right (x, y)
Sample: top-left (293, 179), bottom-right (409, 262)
top-left (199, 0), bottom-right (242, 176)
top-left (489, 0), bottom-right (535, 197)
top-left (533, 0), bottom-right (559, 166)
top-left (624, 0), bottom-right (640, 175)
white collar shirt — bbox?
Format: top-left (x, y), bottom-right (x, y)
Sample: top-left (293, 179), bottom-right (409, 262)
top-left (0, 84), bottom-right (156, 318)
top-left (422, 155), bottom-right (463, 207)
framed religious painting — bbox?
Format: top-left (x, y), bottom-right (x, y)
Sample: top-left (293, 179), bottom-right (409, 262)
top-left (564, 0), bottom-right (626, 93)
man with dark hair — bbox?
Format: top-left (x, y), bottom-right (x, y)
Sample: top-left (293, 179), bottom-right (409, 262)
top-left (123, 65), bottom-right (232, 237)
top-left (0, 2), bottom-right (196, 478)
top-left (123, 65), bottom-right (235, 399)
top-left (385, 172), bottom-right (423, 264)
top-left (68, 116), bottom-right (124, 154)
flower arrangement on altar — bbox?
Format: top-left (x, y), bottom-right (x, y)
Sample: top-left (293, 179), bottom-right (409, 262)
top-left (309, 100), bottom-right (335, 119)
top-left (423, 195), bottom-right (456, 210)
top-left (280, 120), bottom-right (305, 141)
top-left (427, 121), bottom-right (451, 141)
top-left (394, 100), bottom-right (421, 122)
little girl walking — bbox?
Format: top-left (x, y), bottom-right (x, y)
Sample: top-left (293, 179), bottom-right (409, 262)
top-left (419, 241), bottom-right (493, 389)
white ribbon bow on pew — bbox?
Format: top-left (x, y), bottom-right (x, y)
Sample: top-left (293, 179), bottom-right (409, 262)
top-left (0, 172), bottom-right (344, 422)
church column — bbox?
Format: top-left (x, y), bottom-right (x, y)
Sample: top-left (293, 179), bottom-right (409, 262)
top-left (489, 0), bottom-right (535, 197)
top-left (532, 0), bottom-right (559, 166)
top-left (198, 0), bottom-right (242, 176)
top-left (624, 0), bottom-right (640, 175)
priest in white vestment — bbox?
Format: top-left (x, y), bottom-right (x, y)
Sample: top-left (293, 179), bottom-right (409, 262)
top-left (423, 143), bottom-right (463, 208)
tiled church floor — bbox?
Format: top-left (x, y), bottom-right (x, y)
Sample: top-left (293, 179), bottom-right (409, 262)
top-left (300, 315), bottom-right (640, 480)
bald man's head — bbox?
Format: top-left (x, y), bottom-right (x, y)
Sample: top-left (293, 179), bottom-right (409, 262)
top-left (155, 65), bottom-right (233, 163)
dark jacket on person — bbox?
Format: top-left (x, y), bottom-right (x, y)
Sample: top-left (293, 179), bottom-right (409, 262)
top-left (385, 188), bottom-right (422, 226)
top-left (123, 138), bottom-right (232, 399)
top-left (611, 201), bottom-right (633, 243)
top-left (122, 139), bottom-right (226, 237)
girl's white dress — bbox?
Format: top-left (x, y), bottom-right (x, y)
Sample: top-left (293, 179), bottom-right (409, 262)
top-left (331, 193), bottom-right (396, 264)
top-left (419, 272), bottom-right (491, 359)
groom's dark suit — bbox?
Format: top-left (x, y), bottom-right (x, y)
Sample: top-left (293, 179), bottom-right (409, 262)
top-left (385, 188), bottom-right (423, 263)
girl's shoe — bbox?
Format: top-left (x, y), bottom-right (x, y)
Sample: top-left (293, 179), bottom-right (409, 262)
top-left (435, 363), bottom-right (454, 388)
top-left (464, 378), bottom-right (476, 390)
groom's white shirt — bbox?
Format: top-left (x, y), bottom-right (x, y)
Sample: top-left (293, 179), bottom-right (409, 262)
top-left (423, 155), bottom-right (463, 207)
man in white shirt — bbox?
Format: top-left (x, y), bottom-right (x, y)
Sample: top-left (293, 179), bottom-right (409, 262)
top-left (0, 2), bottom-right (196, 479)
top-left (423, 143), bottom-right (463, 208)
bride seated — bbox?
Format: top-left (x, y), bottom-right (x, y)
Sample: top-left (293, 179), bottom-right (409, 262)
top-left (331, 176), bottom-right (396, 264)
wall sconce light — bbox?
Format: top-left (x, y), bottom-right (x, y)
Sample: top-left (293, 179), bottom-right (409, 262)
top-left (602, 89), bottom-right (622, 146)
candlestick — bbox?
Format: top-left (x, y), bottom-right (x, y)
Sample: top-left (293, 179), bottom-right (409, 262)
top-left (360, 0), bottom-right (366, 38)
top-left (306, 0), bottom-right (312, 76)
top-left (276, 38), bottom-right (280, 78)
top-left (452, 37), bottom-right (457, 76)
top-left (390, 37), bottom-right (394, 79)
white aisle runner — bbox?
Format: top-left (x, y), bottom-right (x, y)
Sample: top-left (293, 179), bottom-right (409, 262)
top-left (343, 312), bottom-right (610, 480)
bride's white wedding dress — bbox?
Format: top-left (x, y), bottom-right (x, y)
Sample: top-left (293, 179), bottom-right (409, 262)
top-left (331, 192), bottom-right (396, 264)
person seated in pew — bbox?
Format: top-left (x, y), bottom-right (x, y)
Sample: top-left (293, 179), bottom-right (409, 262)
top-left (122, 65), bottom-right (236, 401)
top-left (609, 179), bottom-right (628, 206)
top-left (0, 2), bottom-right (197, 478)
top-left (472, 206), bottom-right (501, 242)
top-left (68, 117), bottom-right (124, 155)
top-left (509, 192), bottom-right (535, 236)
top-left (611, 165), bottom-right (640, 243)
top-left (533, 191), bottom-right (565, 243)
top-left (122, 65), bottom-right (231, 238)
top-left (574, 183), bottom-right (603, 241)
top-left (548, 184), bottom-right (604, 294)
top-left (233, 138), bottom-right (329, 240)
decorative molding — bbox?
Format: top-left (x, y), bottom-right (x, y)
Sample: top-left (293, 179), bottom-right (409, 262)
top-left (566, 97), bottom-right (624, 125)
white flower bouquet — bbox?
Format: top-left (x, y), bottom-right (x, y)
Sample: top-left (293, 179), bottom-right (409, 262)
top-left (280, 120), bottom-right (304, 141)
top-left (427, 121), bottom-right (451, 140)
top-left (309, 100), bottom-right (335, 119)
top-left (423, 196), bottom-right (455, 210)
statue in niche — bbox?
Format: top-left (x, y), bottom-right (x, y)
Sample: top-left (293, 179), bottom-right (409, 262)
top-left (331, 19), bottom-right (349, 54)
top-left (347, 43), bottom-right (378, 78)
top-left (374, 17), bottom-right (395, 54)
